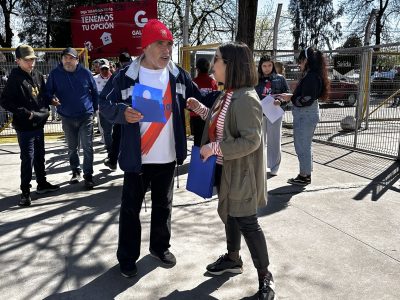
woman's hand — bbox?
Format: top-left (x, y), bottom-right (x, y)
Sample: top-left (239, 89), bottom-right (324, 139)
top-left (186, 97), bottom-right (200, 111)
top-left (273, 99), bottom-right (282, 106)
top-left (200, 144), bottom-right (213, 162)
top-left (275, 93), bottom-right (292, 103)
top-left (124, 107), bottom-right (143, 123)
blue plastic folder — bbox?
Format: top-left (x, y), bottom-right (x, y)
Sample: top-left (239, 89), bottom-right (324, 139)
top-left (132, 84), bottom-right (166, 123)
top-left (186, 146), bottom-right (217, 198)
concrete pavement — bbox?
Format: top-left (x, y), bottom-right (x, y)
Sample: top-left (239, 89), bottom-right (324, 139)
top-left (0, 135), bottom-right (399, 300)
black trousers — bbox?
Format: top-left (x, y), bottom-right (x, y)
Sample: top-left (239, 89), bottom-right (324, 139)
top-left (117, 161), bottom-right (176, 267)
top-left (215, 165), bottom-right (270, 271)
top-left (190, 116), bottom-right (206, 147)
top-left (108, 123), bottom-right (121, 164)
top-left (16, 128), bottom-right (46, 193)
top-left (225, 214), bottom-right (270, 270)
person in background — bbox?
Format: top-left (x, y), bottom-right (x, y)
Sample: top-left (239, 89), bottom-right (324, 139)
top-left (100, 19), bottom-right (202, 278)
top-left (94, 59), bottom-right (113, 151)
top-left (187, 42), bottom-right (275, 300)
top-left (276, 47), bottom-right (330, 186)
top-left (91, 59), bottom-right (100, 75)
top-left (0, 67), bottom-right (10, 127)
top-left (46, 47), bottom-right (98, 189)
top-left (0, 45), bottom-right (60, 207)
top-left (110, 61), bottom-right (117, 74)
top-left (190, 57), bottom-right (218, 146)
top-left (274, 61), bottom-right (285, 76)
top-left (102, 52), bottom-right (133, 171)
top-left (255, 55), bottom-right (289, 176)
top-left (390, 66), bottom-right (400, 108)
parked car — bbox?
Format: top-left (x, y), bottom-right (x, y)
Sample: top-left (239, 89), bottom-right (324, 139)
top-left (370, 77), bottom-right (398, 95)
top-left (328, 76), bottom-right (358, 106)
top-left (287, 76), bottom-right (358, 107)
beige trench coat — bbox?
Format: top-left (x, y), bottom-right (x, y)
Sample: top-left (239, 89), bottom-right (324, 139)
top-left (201, 87), bottom-right (267, 223)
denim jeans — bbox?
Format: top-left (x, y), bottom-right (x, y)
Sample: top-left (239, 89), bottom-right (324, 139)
top-left (16, 128), bottom-right (46, 192)
top-left (99, 112), bottom-right (113, 153)
top-left (61, 114), bottom-right (94, 176)
top-left (292, 101), bottom-right (320, 175)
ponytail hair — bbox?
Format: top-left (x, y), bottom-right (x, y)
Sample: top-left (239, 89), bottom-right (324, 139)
top-left (297, 47), bottom-right (330, 101)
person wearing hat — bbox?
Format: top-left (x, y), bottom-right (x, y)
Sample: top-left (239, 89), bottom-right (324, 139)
top-left (0, 44), bottom-right (60, 207)
top-left (46, 47), bottom-right (99, 189)
top-left (99, 19), bottom-right (202, 277)
top-left (94, 59), bottom-right (113, 155)
top-left (102, 52), bottom-right (133, 171)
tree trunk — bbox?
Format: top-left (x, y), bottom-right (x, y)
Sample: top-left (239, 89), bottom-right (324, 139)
top-left (293, 7), bottom-right (300, 50)
top-left (46, 0), bottom-right (52, 48)
top-left (0, 2), bottom-right (14, 47)
top-left (235, 0), bottom-right (258, 51)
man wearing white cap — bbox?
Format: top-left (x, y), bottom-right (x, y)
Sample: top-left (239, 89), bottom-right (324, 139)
top-left (100, 19), bottom-right (202, 277)
top-left (94, 59), bottom-right (113, 151)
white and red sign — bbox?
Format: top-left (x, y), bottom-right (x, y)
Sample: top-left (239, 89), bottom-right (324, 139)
top-left (71, 1), bottom-right (157, 59)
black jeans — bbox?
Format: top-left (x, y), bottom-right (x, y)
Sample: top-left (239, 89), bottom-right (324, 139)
top-left (225, 214), bottom-right (270, 270)
top-left (117, 161), bottom-right (176, 266)
top-left (16, 128), bottom-right (47, 193)
top-left (108, 123), bottom-right (121, 164)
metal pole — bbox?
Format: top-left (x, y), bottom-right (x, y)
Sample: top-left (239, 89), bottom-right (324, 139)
top-left (272, 3), bottom-right (283, 58)
top-left (183, 0), bottom-right (190, 47)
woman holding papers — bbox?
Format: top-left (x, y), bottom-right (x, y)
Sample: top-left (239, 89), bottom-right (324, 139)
top-left (187, 42), bottom-right (275, 300)
top-left (255, 56), bottom-right (289, 176)
top-left (276, 47), bottom-right (330, 186)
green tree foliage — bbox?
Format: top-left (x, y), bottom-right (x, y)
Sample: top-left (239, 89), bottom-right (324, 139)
top-left (0, 0), bottom-right (18, 47)
top-left (342, 34), bottom-right (362, 48)
top-left (341, 0), bottom-right (400, 45)
top-left (158, 0), bottom-right (236, 46)
top-left (289, 0), bottom-right (343, 50)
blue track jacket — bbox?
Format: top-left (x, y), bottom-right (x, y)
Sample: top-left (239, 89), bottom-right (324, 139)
top-left (99, 56), bottom-right (202, 172)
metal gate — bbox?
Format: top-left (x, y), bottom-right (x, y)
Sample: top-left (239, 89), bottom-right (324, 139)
top-left (276, 43), bottom-right (400, 160)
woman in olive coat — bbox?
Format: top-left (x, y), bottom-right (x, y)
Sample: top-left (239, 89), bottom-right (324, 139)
top-left (187, 42), bottom-right (275, 300)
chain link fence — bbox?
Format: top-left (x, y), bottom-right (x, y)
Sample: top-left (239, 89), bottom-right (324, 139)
top-left (2, 44), bottom-right (400, 160)
top-left (266, 44), bottom-right (400, 160)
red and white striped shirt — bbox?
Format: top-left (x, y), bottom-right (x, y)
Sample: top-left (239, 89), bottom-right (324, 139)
top-left (192, 91), bottom-right (233, 165)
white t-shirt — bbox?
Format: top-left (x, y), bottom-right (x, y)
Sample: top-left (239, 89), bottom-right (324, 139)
top-left (94, 74), bottom-right (111, 94)
top-left (138, 66), bottom-right (176, 164)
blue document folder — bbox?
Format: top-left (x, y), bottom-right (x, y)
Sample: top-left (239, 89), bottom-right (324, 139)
top-left (186, 146), bottom-right (217, 198)
top-left (132, 84), bottom-right (166, 123)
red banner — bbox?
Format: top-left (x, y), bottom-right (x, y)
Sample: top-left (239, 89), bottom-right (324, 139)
top-left (71, 1), bottom-right (157, 59)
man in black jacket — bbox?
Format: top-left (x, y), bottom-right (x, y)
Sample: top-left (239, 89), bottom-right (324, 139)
top-left (0, 45), bottom-right (59, 207)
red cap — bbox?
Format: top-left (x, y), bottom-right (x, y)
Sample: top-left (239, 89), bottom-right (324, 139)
top-left (141, 19), bottom-right (173, 49)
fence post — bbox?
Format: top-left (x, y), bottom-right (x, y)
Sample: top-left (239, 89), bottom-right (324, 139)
top-left (354, 48), bottom-right (373, 147)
